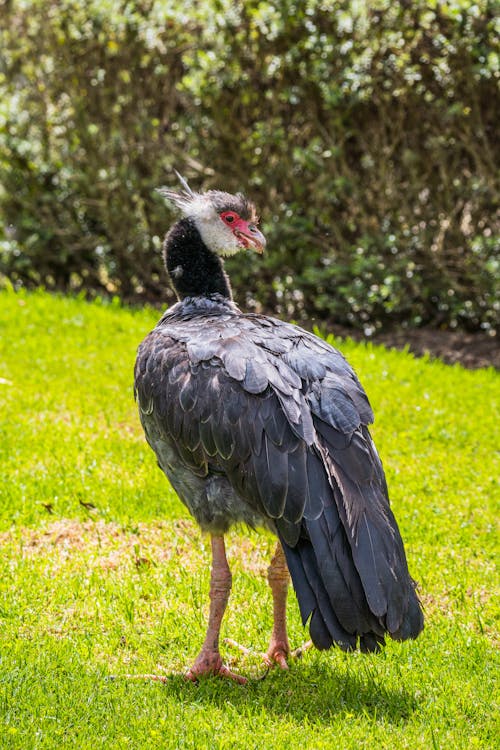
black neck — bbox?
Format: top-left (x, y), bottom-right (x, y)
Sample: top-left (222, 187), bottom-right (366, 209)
top-left (163, 217), bottom-right (232, 301)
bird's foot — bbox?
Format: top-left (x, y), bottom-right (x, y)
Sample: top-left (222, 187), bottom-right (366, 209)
top-left (265, 638), bottom-right (313, 669)
top-left (264, 640), bottom-right (290, 670)
top-left (185, 648), bottom-right (247, 685)
top-left (225, 638), bottom-right (313, 671)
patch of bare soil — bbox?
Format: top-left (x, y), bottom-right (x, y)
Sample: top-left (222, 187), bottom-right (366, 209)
top-left (0, 518), bottom-right (275, 577)
top-left (374, 329), bottom-right (499, 370)
top-left (330, 325), bottom-right (499, 370)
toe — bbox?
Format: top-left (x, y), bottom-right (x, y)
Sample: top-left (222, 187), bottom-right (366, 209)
top-left (185, 650), bottom-right (247, 684)
top-left (266, 637), bottom-right (291, 667)
top-left (185, 663), bottom-right (247, 684)
top-left (218, 664), bottom-right (248, 684)
top-left (265, 642), bottom-right (290, 669)
top-left (274, 651), bottom-right (289, 670)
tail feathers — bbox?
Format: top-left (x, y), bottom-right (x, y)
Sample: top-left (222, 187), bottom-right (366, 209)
top-left (307, 506), bottom-right (384, 637)
top-left (279, 506), bottom-right (424, 652)
top-left (353, 506), bottom-right (407, 626)
top-left (283, 536), bottom-right (356, 651)
top-left (349, 499), bottom-right (424, 639)
top-left (392, 583), bottom-right (425, 641)
top-left (328, 458), bottom-right (423, 639)
top-left (359, 633), bottom-right (386, 653)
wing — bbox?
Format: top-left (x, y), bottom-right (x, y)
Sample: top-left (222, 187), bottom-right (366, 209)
top-left (134, 317), bottom-right (316, 525)
top-left (134, 312), bottom-right (423, 651)
top-left (247, 316), bottom-right (423, 648)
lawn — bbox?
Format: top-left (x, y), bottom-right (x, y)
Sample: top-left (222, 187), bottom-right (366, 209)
top-left (0, 288), bottom-right (498, 749)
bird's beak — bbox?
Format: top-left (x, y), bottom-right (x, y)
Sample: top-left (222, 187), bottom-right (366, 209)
top-left (234, 224), bottom-right (266, 254)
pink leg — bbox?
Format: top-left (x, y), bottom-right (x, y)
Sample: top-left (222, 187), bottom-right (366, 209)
top-left (226, 540), bottom-right (311, 669)
top-left (185, 535), bottom-right (246, 684)
top-left (265, 541), bottom-right (291, 669)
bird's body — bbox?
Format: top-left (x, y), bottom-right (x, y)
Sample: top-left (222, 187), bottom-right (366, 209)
top-left (134, 180), bottom-right (423, 680)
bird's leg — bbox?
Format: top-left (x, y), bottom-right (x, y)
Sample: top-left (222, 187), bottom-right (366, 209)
top-left (265, 541), bottom-right (291, 669)
top-left (185, 534), bottom-right (246, 684)
top-left (225, 540), bottom-right (312, 671)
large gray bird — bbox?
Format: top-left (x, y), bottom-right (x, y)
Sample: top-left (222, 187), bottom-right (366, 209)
top-left (134, 178), bottom-right (424, 682)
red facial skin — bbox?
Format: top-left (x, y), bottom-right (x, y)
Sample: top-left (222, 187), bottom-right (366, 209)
top-left (220, 211), bottom-right (266, 253)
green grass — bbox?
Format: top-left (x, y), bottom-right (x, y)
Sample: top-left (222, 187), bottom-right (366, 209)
top-left (0, 288), bottom-right (498, 749)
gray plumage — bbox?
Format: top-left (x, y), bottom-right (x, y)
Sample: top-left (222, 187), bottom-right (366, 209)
top-left (135, 294), bottom-right (424, 652)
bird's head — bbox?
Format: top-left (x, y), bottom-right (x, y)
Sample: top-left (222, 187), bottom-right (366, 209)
top-left (158, 174), bottom-right (266, 257)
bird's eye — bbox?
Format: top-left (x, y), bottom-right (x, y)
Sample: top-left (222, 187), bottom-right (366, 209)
top-left (221, 211), bottom-right (238, 225)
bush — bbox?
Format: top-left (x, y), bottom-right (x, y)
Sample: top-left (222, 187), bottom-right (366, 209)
top-left (0, 0), bottom-right (498, 333)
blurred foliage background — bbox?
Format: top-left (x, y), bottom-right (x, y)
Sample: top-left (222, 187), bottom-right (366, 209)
top-left (0, 0), bottom-right (498, 334)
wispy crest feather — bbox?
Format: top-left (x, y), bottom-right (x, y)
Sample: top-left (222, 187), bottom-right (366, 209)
top-left (156, 172), bottom-right (258, 222)
top-left (156, 171), bottom-right (200, 213)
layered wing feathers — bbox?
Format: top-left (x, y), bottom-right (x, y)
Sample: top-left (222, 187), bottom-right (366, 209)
top-left (135, 309), bottom-right (423, 650)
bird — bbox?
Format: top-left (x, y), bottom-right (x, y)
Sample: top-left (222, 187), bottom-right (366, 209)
top-left (134, 175), bottom-right (424, 683)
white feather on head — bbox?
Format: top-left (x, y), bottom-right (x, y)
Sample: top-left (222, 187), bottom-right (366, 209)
top-left (157, 173), bottom-right (247, 257)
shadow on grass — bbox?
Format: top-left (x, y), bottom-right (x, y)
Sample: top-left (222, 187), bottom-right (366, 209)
top-left (152, 661), bottom-right (418, 725)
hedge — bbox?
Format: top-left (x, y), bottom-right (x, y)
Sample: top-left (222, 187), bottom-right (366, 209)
top-left (0, 0), bottom-right (498, 333)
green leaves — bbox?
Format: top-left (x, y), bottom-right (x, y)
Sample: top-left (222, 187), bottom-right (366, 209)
top-left (0, 1), bottom-right (498, 332)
